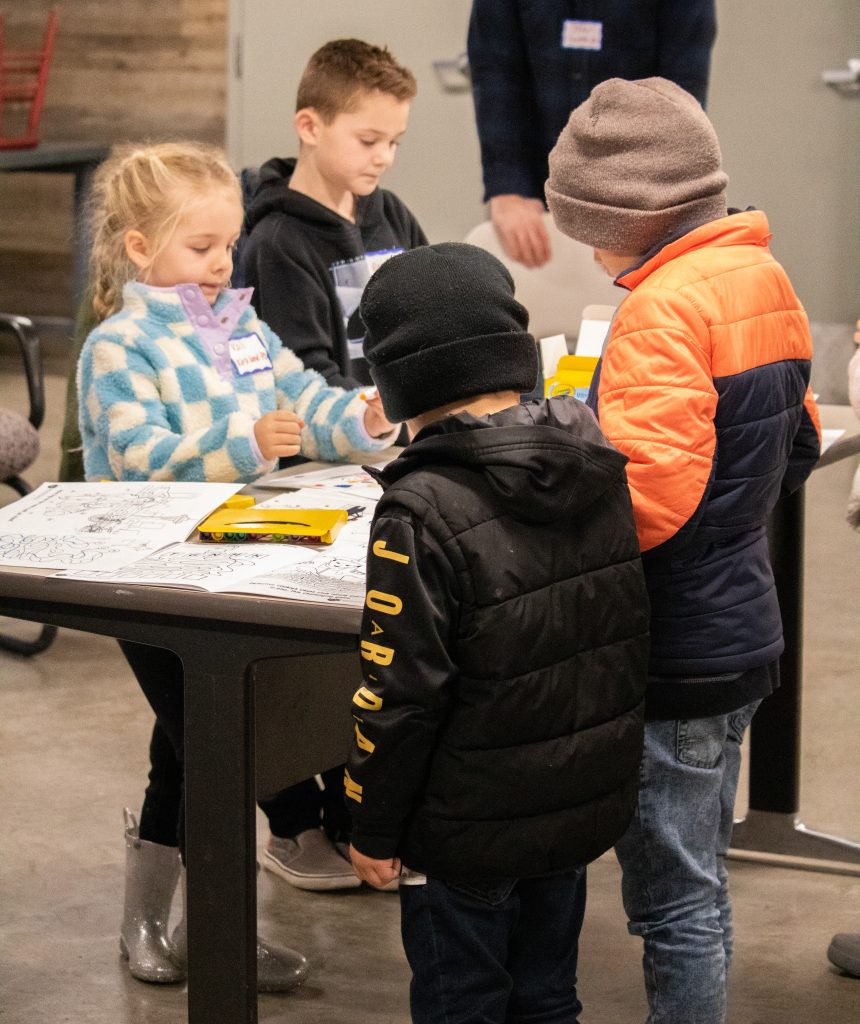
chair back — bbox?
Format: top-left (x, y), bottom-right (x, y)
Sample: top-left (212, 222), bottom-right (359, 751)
top-left (463, 215), bottom-right (620, 347)
top-left (0, 313), bottom-right (45, 493)
top-left (0, 9), bottom-right (59, 150)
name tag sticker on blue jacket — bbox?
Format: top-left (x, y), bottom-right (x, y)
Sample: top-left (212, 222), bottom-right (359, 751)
top-left (229, 333), bottom-right (272, 375)
top-left (562, 19), bottom-right (603, 51)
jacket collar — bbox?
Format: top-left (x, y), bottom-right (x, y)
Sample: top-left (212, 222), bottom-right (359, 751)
top-left (121, 282), bottom-right (253, 327)
top-left (616, 210), bottom-right (772, 291)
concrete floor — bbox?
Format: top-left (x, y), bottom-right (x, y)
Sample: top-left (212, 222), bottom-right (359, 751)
top-left (1, 365), bottom-right (859, 1023)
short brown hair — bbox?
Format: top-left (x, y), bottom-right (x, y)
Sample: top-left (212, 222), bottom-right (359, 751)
top-left (296, 39), bottom-right (416, 122)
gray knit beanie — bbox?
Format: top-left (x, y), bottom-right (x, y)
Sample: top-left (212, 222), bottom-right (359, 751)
top-left (361, 243), bottom-right (538, 422)
top-left (546, 77), bottom-right (729, 254)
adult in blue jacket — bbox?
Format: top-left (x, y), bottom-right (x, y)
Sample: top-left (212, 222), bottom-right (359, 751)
top-left (467, 0), bottom-right (717, 266)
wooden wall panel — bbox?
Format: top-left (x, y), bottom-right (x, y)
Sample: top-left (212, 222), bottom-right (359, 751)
top-left (0, 0), bottom-right (228, 319)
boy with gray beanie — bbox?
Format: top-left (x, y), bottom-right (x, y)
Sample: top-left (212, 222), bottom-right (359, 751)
top-left (546, 77), bottom-right (822, 1024)
top-left (344, 241), bottom-right (650, 1023)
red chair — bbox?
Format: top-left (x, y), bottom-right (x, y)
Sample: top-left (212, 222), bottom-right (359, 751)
top-left (0, 8), bottom-right (58, 150)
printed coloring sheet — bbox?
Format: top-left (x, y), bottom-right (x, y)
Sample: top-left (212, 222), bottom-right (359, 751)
top-left (54, 486), bottom-right (376, 606)
top-left (237, 486), bottom-right (376, 606)
top-left (55, 541), bottom-right (307, 591)
top-left (0, 481), bottom-right (241, 570)
top-left (254, 462), bottom-right (386, 501)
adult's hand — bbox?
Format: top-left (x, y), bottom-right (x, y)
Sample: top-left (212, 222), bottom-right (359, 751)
top-left (489, 194), bottom-right (552, 268)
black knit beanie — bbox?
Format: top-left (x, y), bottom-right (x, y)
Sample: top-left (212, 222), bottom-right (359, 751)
top-left (360, 242), bottom-right (538, 422)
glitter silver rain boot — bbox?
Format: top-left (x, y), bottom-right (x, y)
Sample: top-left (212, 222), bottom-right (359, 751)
top-left (119, 808), bottom-right (185, 984)
top-left (170, 865), bottom-right (309, 993)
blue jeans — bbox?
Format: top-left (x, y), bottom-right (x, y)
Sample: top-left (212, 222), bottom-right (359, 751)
top-left (399, 870), bottom-right (586, 1024)
top-left (614, 701), bottom-right (761, 1024)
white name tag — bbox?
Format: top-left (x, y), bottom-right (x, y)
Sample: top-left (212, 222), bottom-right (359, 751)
top-left (365, 248), bottom-right (403, 276)
top-left (229, 333), bottom-right (272, 375)
top-left (562, 19), bottom-right (603, 51)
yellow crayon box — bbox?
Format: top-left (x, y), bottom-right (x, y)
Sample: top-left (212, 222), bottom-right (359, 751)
top-left (543, 355), bottom-right (599, 402)
top-left (197, 495), bottom-right (347, 545)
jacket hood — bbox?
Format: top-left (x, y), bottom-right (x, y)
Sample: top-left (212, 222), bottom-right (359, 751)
top-left (373, 397), bottom-right (629, 524)
top-left (244, 156), bottom-right (386, 233)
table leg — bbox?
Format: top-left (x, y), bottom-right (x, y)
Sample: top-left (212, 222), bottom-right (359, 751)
top-left (729, 487), bottom-right (860, 875)
top-left (182, 646), bottom-right (258, 1024)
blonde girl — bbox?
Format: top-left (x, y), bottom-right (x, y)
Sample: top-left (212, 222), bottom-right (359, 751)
top-left (81, 141), bottom-right (392, 480)
top-left (77, 142), bottom-right (394, 990)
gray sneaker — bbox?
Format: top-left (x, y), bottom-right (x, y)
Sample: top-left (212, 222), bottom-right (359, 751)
top-left (827, 933), bottom-right (860, 977)
top-left (264, 829), bottom-right (361, 891)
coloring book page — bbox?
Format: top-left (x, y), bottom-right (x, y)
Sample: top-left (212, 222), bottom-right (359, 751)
top-left (53, 488), bottom-right (375, 603)
top-left (58, 539), bottom-right (367, 607)
top-left (230, 550), bottom-right (368, 607)
top-left (55, 541), bottom-right (307, 591)
top-left (0, 481), bottom-right (240, 570)
top-left (254, 462), bottom-right (387, 500)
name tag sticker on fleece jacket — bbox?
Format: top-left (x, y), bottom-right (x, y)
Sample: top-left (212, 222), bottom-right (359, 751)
top-left (562, 19), bottom-right (602, 51)
top-left (229, 333), bottom-right (272, 375)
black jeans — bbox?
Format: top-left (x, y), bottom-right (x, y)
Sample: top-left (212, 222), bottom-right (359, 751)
top-left (399, 869), bottom-right (586, 1024)
top-left (118, 640), bottom-right (351, 854)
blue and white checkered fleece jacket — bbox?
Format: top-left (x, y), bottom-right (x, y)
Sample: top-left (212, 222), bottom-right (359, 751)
top-left (78, 282), bottom-right (391, 482)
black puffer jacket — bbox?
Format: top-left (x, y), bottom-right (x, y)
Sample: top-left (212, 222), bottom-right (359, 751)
top-left (346, 398), bottom-right (650, 881)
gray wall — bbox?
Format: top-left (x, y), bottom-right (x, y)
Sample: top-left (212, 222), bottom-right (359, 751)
top-left (228, 0), bottom-right (859, 321)
top-left (227, 0), bottom-right (483, 243)
top-left (707, 0), bottom-right (859, 323)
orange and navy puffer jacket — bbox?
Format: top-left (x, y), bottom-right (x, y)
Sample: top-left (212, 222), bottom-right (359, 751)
top-left (591, 210), bottom-right (821, 684)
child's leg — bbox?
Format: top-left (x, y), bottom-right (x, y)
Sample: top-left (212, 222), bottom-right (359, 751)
top-left (258, 765), bottom-right (349, 842)
top-left (118, 639), bottom-right (185, 849)
top-left (506, 870), bottom-right (586, 1023)
top-left (258, 779), bottom-right (325, 839)
top-left (139, 721), bottom-right (183, 846)
top-left (319, 763), bottom-right (351, 842)
top-left (260, 769), bottom-right (359, 891)
top-left (614, 714), bottom-right (738, 1024)
top-left (399, 876), bottom-right (521, 1024)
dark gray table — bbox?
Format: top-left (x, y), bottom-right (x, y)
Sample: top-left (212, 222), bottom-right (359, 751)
top-left (0, 566), bottom-right (362, 1024)
top-left (0, 142), bottom-right (110, 314)
top-left (729, 411), bottom-right (860, 874)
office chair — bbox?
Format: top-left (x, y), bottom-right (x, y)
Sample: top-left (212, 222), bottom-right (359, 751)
top-left (0, 313), bottom-right (58, 655)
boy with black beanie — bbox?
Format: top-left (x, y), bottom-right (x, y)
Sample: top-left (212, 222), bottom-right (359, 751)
top-left (546, 77), bottom-right (822, 1024)
top-left (345, 241), bottom-right (650, 1023)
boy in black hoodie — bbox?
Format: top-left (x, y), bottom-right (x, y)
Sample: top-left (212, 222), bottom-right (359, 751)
top-left (346, 243), bottom-right (650, 1024)
top-left (241, 38), bottom-right (427, 390)
top-left (242, 39), bottom-right (427, 890)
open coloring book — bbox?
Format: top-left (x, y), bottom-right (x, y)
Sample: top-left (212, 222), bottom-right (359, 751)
top-left (40, 484), bottom-right (378, 608)
top-left (0, 481), bottom-right (241, 570)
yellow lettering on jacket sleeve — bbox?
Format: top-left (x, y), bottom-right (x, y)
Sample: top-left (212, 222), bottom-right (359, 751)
top-left (370, 619), bottom-right (384, 636)
top-left (344, 769), bottom-right (363, 804)
top-left (366, 590), bottom-right (403, 615)
top-left (353, 686), bottom-right (383, 711)
top-left (360, 640), bottom-right (394, 666)
top-left (354, 723), bottom-right (375, 753)
top-left (372, 540), bottom-right (410, 564)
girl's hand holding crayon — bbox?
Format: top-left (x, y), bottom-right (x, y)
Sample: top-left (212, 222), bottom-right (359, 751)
top-left (361, 387), bottom-right (396, 438)
top-left (254, 409), bottom-right (305, 460)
